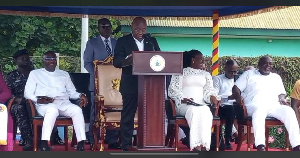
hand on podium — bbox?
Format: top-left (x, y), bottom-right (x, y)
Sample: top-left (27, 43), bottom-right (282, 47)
top-left (122, 54), bottom-right (133, 67)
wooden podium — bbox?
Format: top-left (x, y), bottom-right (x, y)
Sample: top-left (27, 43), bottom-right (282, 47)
top-left (132, 51), bottom-right (183, 150)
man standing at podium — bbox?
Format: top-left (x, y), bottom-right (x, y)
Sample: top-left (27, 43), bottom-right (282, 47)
top-left (113, 17), bottom-right (161, 151)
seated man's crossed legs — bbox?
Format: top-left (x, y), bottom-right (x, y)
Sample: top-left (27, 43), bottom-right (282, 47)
top-left (250, 104), bottom-right (300, 151)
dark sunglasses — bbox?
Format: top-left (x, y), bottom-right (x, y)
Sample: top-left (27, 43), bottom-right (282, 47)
top-left (99, 25), bottom-right (112, 29)
top-left (44, 57), bottom-right (57, 61)
top-left (228, 70), bottom-right (238, 73)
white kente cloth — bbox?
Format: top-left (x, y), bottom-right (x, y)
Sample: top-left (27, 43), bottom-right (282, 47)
top-left (0, 104), bottom-right (8, 145)
top-left (168, 67), bottom-right (219, 150)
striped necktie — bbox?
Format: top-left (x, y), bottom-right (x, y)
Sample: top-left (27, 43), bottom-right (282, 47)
top-left (104, 38), bottom-right (112, 56)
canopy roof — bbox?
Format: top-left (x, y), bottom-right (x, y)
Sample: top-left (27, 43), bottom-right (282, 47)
top-left (0, 6), bottom-right (273, 18)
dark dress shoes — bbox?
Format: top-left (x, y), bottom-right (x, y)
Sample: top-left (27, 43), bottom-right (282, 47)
top-left (23, 143), bottom-right (33, 151)
top-left (108, 142), bottom-right (121, 149)
top-left (19, 138), bottom-right (25, 146)
top-left (39, 140), bottom-right (51, 151)
top-left (292, 145), bottom-right (300, 151)
top-left (181, 137), bottom-right (190, 148)
top-left (53, 137), bottom-right (64, 145)
top-left (256, 145), bottom-right (266, 151)
top-left (77, 141), bottom-right (85, 151)
top-left (225, 143), bottom-right (233, 150)
top-left (89, 143), bottom-right (94, 150)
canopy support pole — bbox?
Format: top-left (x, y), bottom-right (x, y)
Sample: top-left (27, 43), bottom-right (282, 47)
top-left (212, 10), bottom-right (219, 76)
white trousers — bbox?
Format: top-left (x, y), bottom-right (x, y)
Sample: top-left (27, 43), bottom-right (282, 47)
top-left (36, 101), bottom-right (86, 142)
top-left (180, 105), bottom-right (212, 150)
top-left (248, 104), bottom-right (300, 148)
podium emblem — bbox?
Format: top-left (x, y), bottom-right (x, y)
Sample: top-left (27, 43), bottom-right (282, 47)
top-left (150, 55), bottom-right (165, 72)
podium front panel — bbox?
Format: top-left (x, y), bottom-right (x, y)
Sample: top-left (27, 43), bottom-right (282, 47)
top-left (132, 51), bottom-right (183, 75)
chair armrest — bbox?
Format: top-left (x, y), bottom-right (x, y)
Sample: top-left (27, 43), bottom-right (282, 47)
top-left (94, 95), bottom-right (104, 122)
top-left (6, 97), bottom-right (15, 112)
top-left (169, 99), bottom-right (177, 118)
top-left (27, 99), bottom-right (37, 117)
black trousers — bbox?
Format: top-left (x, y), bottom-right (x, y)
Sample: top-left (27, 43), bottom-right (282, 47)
top-left (218, 105), bottom-right (235, 144)
top-left (88, 92), bottom-right (119, 144)
top-left (11, 102), bottom-right (33, 145)
top-left (120, 94), bottom-right (138, 149)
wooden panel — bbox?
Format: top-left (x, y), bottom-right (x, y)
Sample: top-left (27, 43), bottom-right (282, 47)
top-left (132, 51), bottom-right (183, 75)
top-left (137, 75), bottom-right (165, 147)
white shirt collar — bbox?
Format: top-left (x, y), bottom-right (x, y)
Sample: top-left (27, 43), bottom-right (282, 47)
top-left (100, 35), bottom-right (111, 42)
top-left (132, 34), bottom-right (144, 43)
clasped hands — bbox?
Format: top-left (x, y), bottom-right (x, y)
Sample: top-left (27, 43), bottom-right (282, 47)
top-left (37, 96), bottom-right (54, 104)
top-left (36, 94), bottom-right (88, 107)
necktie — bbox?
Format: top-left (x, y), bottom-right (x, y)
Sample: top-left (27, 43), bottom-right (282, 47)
top-left (104, 39), bottom-right (112, 56)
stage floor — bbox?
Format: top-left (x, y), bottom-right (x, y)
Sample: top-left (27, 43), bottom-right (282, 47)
top-left (12, 141), bottom-right (286, 151)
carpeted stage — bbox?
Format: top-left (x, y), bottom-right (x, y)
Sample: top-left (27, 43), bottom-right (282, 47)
top-left (12, 141), bottom-right (285, 151)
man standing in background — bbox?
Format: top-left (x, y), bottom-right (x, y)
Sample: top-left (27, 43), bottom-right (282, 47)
top-left (83, 18), bottom-right (120, 150)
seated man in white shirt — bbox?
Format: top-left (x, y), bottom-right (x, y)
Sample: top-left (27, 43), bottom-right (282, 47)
top-left (24, 51), bottom-right (88, 151)
top-left (232, 55), bottom-right (300, 151)
top-left (213, 59), bottom-right (239, 150)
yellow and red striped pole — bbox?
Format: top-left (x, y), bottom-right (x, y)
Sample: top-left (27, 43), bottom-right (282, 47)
top-left (212, 10), bottom-right (219, 76)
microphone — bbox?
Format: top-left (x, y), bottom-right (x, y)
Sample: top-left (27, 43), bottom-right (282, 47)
top-left (142, 33), bottom-right (155, 51)
top-left (142, 33), bottom-right (152, 39)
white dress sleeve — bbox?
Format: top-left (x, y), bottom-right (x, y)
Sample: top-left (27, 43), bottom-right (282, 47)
top-left (168, 74), bottom-right (183, 109)
top-left (203, 72), bottom-right (220, 103)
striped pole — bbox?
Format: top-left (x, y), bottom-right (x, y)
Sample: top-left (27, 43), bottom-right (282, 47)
top-left (212, 10), bottom-right (219, 76)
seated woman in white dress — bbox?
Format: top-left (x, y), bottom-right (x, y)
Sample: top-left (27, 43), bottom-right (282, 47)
top-left (168, 50), bottom-right (220, 151)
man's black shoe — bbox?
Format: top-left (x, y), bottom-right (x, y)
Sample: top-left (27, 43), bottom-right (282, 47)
top-left (85, 139), bottom-right (91, 144)
top-left (108, 142), bottom-right (121, 149)
top-left (225, 143), bottom-right (233, 150)
top-left (23, 143), bottom-right (33, 151)
top-left (181, 137), bottom-right (190, 148)
top-left (89, 143), bottom-right (94, 150)
top-left (256, 144), bottom-right (266, 151)
top-left (292, 145), bottom-right (300, 151)
top-left (77, 141), bottom-right (85, 151)
top-left (39, 140), bottom-right (51, 151)
top-left (19, 138), bottom-right (25, 146)
top-left (53, 137), bottom-right (64, 145)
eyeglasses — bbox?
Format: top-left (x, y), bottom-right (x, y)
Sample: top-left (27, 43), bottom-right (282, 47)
top-left (99, 25), bottom-right (112, 29)
top-left (44, 57), bottom-right (57, 61)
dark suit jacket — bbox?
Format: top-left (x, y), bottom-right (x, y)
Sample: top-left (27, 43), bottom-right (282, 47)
top-left (113, 34), bottom-right (160, 95)
top-left (83, 36), bottom-right (117, 91)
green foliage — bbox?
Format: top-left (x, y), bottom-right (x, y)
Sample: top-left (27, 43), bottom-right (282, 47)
top-left (0, 15), bottom-right (122, 74)
top-left (0, 15), bottom-right (122, 58)
top-left (268, 126), bottom-right (287, 149)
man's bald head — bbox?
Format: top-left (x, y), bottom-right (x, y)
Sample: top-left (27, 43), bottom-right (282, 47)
top-left (224, 59), bottom-right (239, 79)
top-left (131, 17), bottom-right (147, 41)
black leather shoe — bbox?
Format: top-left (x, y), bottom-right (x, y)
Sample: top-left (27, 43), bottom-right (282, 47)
top-left (77, 141), bottom-right (85, 151)
top-left (85, 139), bottom-right (91, 144)
top-left (256, 145), bottom-right (266, 151)
top-left (23, 143), bottom-right (33, 151)
top-left (39, 140), bottom-right (51, 151)
top-left (108, 142), bottom-right (121, 149)
top-left (89, 143), bottom-right (94, 150)
top-left (181, 137), bottom-right (190, 148)
top-left (19, 138), bottom-right (25, 146)
top-left (53, 137), bottom-right (64, 145)
top-left (292, 145), bottom-right (300, 151)
top-left (225, 143), bottom-right (233, 150)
